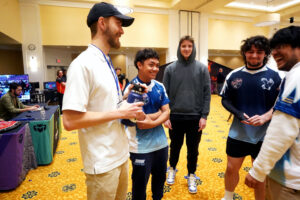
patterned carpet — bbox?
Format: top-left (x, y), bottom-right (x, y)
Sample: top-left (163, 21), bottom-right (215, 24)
top-left (0, 95), bottom-right (255, 200)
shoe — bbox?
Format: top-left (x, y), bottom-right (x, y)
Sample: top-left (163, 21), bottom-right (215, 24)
top-left (166, 167), bottom-right (176, 185)
top-left (187, 174), bottom-right (197, 194)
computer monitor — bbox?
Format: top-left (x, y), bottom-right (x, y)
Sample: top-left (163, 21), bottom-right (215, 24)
top-left (30, 82), bottom-right (40, 91)
top-left (0, 74), bottom-right (30, 102)
top-left (44, 81), bottom-right (56, 90)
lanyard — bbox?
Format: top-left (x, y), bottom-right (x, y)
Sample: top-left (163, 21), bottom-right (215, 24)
top-left (91, 44), bottom-right (122, 101)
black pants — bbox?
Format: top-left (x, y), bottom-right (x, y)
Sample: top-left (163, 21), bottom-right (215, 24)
top-left (130, 147), bottom-right (168, 200)
top-left (58, 93), bottom-right (63, 113)
top-left (169, 119), bottom-right (202, 174)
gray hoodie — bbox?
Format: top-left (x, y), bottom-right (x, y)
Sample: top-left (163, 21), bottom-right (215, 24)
top-left (163, 42), bottom-right (211, 119)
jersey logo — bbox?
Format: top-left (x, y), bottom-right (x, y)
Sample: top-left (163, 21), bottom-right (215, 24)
top-left (231, 78), bottom-right (242, 89)
top-left (261, 78), bottom-right (274, 90)
top-left (156, 89), bottom-right (162, 101)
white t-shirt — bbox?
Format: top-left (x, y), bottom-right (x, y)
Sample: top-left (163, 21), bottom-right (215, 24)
top-left (63, 44), bottom-right (129, 174)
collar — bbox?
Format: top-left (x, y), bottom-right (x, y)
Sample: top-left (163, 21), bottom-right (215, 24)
top-left (137, 76), bottom-right (151, 85)
top-left (245, 64), bottom-right (264, 71)
top-left (135, 76), bottom-right (155, 92)
top-left (88, 44), bottom-right (107, 63)
top-left (242, 65), bottom-right (268, 74)
top-left (291, 61), bottom-right (300, 71)
top-left (286, 61), bottom-right (300, 77)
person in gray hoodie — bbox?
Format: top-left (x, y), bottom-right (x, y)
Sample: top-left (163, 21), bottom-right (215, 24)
top-left (163, 35), bottom-right (211, 194)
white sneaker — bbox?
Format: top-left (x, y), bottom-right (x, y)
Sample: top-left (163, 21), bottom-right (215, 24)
top-left (166, 167), bottom-right (176, 185)
top-left (187, 174), bottom-right (197, 194)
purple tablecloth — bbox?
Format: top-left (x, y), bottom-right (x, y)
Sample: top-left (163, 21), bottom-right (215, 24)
top-left (0, 123), bottom-right (37, 190)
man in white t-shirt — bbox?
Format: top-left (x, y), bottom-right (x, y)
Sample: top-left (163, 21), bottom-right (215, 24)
top-left (245, 26), bottom-right (300, 200)
top-left (62, 2), bottom-right (144, 200)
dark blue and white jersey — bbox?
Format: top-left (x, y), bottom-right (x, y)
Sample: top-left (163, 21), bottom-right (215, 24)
top-left (269, 62), bottom-right (300, 189)
top-left (125, 77), bottom-right (170, 153)
top-left (221, 65), bottom-right (281, 144)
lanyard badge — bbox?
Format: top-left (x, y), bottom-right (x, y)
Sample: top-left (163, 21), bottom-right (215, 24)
top-left (92, 44), bottom-right (122, 102)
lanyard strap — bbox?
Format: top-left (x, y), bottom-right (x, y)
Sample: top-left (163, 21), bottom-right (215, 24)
top-left (91, 44), bottom-right (122, 100)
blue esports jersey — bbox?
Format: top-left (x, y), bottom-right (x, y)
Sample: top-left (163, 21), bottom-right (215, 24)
top-left (221, 66), bottom-right (281, 144)
top-left (126, 77), bottom-right (170, 153)
top-left (269, 63), bottom-right (300, 188)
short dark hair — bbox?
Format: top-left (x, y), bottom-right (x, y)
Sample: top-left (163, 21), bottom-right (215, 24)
top-left (240, 35), bottom-right (271, 66)
top-left (90, 22), bottom-right (98, 38)
top-left (270, 26), bottom-right (300, 49)
top-left (9, 83), bottom-right (21, 92)
top-left (179, 35), bottom-right (194, 46)
top-left (134, 48), bottom-right (159, 69)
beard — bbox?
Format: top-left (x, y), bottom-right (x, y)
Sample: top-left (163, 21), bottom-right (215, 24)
top-left (14, 91), bottom-right (21, 97)
top-left (104, 27), bottom-right (121, 49)
top-left (247, 61), bottom-right (263, 68)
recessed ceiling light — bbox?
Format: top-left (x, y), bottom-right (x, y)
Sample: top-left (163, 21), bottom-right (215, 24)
top-left (226, 0), bottom-right (300, 12)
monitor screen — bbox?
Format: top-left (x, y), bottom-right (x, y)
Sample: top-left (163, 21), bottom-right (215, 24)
top-left (30, 82), bottom-right (40, 90)
top-left (0, 74), bottom-right (30, 102)
top-left (44, 81), bottom-right (56, 90)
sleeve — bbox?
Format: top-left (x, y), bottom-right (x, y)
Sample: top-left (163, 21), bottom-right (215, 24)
top-left (2, 96), bottom-right (22, 113)
top-left (201, 66), bottom-right (211, 119)
top-left (274, 75), bottom-right (300, 118)
top-left (160, 84), bottom-right (170, 107)
top-left (249, 110), bottom-right (300, 182)
top-left (222, 97), bottom-right (246, 121)
top-left (220, 75), bottom-right (230, 98)
top-left (62, 61), bottom-right (90, 112)
top-left (220, 73), bottom-right (246, 121)
top-left (18, 99), bottom-right (25, 109)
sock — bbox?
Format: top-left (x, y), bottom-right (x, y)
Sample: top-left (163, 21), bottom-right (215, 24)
top-left (223, 190), bottom-right (234, 200)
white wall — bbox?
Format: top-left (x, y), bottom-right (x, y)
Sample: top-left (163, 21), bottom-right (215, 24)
top-left (43, 47), bottom-right (78, 81)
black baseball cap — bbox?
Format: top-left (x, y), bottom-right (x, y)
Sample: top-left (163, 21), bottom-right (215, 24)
top-left (87, 2), bottom-right (134, 27)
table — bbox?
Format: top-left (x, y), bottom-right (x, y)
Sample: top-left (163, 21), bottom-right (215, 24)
top-left (0, 123), bottom-right (37, 190)
top-left (12, 105), bottom-right (61, 165)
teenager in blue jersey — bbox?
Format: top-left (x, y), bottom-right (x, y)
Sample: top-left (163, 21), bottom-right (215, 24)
top-left (220, 36), bottom-right (282, 200)
top-left (245, 26), bottom-right (300, 200)
top-left (125, 48), bottom-right (170, 200)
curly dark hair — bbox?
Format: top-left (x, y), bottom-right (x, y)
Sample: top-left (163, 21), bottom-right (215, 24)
top-left (134, 48), bottom-right (159, 69)
top-left (240, 35), bottom-right (271, 66)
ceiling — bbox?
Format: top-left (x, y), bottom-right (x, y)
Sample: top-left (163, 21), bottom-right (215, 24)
top-left (37, 0), bottom-right (300, 55)
top-left (2, 0), bottom-right (300, 54)
top-left (135, 0), bottom-right (300, 22)
top-left (46, 0), bottom-right (300, 23)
